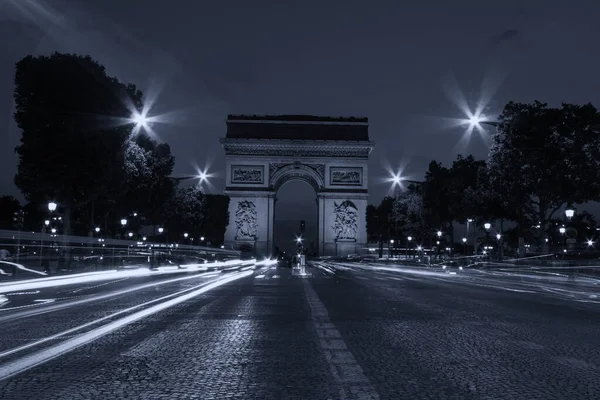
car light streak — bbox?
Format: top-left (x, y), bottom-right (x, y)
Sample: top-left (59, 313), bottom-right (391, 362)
top-left (0, 259), bottom-right (248, 294)
top-left (0, 270), bottom-right (228, 320)
top-left (0, 270), bottom-right (253, 381)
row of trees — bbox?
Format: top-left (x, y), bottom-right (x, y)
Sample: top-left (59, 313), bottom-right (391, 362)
top-left (368, 101), bottom-right (600, 252)
top-left (2, 52), bottom-right (229, 245)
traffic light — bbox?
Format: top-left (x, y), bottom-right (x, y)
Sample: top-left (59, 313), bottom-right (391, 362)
top-left (300, 220), bottom-right (305, 234)
top-left (13, 210), bottom-right (25, 230)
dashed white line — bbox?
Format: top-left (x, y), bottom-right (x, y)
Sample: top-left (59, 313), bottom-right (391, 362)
top-left (303, 281), bottom-right (380, 399)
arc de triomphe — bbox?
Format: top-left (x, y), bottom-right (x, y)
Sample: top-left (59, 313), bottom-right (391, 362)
top-left (220, 115), bottom-right (374, 257)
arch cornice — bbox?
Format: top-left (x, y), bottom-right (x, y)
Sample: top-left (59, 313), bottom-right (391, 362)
top-left (270, 163), bottom-right (324, 193)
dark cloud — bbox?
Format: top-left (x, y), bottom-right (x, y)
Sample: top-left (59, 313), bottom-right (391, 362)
top-left (492, 29), bottom-right (521, 44)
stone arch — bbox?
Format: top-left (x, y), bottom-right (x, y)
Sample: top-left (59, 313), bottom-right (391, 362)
top-left (270, 163), bottom-right (324, 194)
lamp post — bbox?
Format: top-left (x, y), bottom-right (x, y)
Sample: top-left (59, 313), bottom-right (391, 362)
top-left (389, 239), bottom-right (394, 259)
top-left (436, 231), bottom-right (442, 261)
top-left (120, 218), bottom-right (127, 240)
top-left (462, 237), bottom-right (467, 255)
top-left (406, 236), bottom-right (412, 259)
top-left (496, 233), bottom-right (502, 261)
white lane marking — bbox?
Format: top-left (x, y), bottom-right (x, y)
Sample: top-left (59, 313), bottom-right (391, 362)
top-left (69, 278), bottom-right (129, 294)
top-left (255, 275), bottom-right (266, 279)
top-left (272, 275), bottom-right (280, 279)
top-left (33, 299), bottom-right (56, 304)
top-left (0, 271), bottom-right (223, 319)
top-left (0, 270), bottom-right (253, 381)
top-left (5, 291), bottom-right (40, 296)
top-left (0, 295), bottom-right (7, 304)
top-left (303, 281), bottom-right (380, 399)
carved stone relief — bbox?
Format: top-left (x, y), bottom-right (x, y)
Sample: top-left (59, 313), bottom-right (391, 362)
top-left (332, 200), bottom-right (359, 241)
top-left (231, 165), bottom-right (264, 184)
top-left (234, 200), bottom-right (258, 240)
top-left (330, 167), bottom-right (362, 185)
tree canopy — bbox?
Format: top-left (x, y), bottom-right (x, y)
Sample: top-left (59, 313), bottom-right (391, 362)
top-left (13, 52), bottom-right (143, 233)
top-left (488, 101), bottom-right (600, 245)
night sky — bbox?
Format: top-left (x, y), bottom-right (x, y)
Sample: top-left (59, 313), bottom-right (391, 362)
top-left (2, 0), bottom-right (600, 250)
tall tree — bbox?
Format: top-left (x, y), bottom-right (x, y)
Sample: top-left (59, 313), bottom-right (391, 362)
top-left (164, 184), bottom-right (206, 241)
top-left (487, 101), bottom-right (600, 249)
top-left (0, 196), bottom-right (21, 229)
top-left (120, 134), bottom-right (175, 234)
top-left (422, 161), bottom-right (452, 232)
top-left (198, 194), bottom-right (230, 246)
top-left (13, 52), bottom-right (143, 235)
top-left (391, 182), bottom-right (430, 242)
top-left (448, 155), bottom-right (487, 225)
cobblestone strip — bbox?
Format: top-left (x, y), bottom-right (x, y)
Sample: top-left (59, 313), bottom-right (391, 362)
top-left (303, 280), bottom-right (380, 400)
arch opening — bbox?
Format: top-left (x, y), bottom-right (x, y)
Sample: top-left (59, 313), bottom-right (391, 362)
top-left (273, 178), bottom-right (318, 258)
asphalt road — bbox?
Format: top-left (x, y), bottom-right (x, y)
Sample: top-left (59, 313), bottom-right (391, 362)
top-left (0, 261), bottom-right (599, 399)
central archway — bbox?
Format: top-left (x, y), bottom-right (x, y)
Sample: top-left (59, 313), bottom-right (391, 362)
top-left (273, 179), bottom-right (318, 256)
top-left (220, 114), bottom-right (374, 257)
top-left (271, 164), bottom-right (323, 256)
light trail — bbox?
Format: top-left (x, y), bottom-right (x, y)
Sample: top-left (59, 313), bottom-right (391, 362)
top-left (0, 268), bottom-right (232, 320)
top-left (0, 259), bottom-right (248, 294)
top-left (0, 270), bottom-right (253, 381)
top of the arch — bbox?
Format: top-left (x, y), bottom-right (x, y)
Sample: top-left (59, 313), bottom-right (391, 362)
top-left (225, 114), bottom-right (370, 142)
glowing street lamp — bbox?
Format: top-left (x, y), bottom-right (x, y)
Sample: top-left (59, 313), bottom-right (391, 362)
top-left (48, 202), bottom-right (57, 212)
top-left (587, 239), bottom-right (594, 247)
top-left (496, 233), bottom-right (501, 240)
top-left (565, 207), bottom-right (575, 219)
top-left (184, 233), bottom-right (189, 238)
top-left (95, 227), bottom-right (100, 233)
top-left (44, 220), bottom-right (50, 226)
top-left (462, 237), bottom-right (467, 243)
top-left (484, 223), bottom-right (491, 231)
top-left (407, 236), bottom-right (412, 242)
top-left (437, 230), bottom-right (442, 238)
top-left (128, 232), bottom-right (133, 238)
top-left (559, 227), bottom-right (566, 234)
top-left (120, 219), bottom-right (127, 226)
top-left (158, 227), bottom-right (164, 233)
top-left (200, 236), bottom-right (205, 241)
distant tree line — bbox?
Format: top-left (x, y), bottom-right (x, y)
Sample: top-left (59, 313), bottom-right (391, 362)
top-left (0, 52), bottom-right (229, 245)
top-left (367, 101), bottom-right (600, 254)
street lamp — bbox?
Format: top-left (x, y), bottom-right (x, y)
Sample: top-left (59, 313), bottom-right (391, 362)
top-left (565, 207), bottom-right (575, 219)
top-left (48, 202), bottom-right (57, 212)
top-left (406, 236), bottom-right (412, 259)
top-left (200, 236), bottom-right (205, 241)
top-left (496, 233), bottom-right (501, 240)
top-left (121, 219), bottom-right (127, 226)
top-left (44, 220), bottom-right (50, 226)
top-left (484, 223), bottom-right (491, 231)
top-left (128, 232), bottom-right (133, 237)
top-left (158, 227), bottom-right (164, 233)
top-left (95, 227), bottom-right (100, 233)
top-left (559, 227), bottom-right (566, 234)
top-left (184, 233), bottom-right (189, 238)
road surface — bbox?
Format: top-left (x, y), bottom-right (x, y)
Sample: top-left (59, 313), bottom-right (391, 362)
top-left (0, 261), bottom-right (599, 399)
